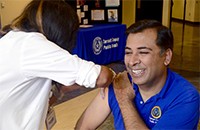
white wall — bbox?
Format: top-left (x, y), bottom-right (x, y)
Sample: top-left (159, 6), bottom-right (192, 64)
top-left (1, 0), bottom-right (137, 28)
top-left (0, 0), bottom-right (31, 27)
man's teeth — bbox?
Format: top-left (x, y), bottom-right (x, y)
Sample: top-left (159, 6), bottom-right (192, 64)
top-left (132, 70), bottom-right (143, 74)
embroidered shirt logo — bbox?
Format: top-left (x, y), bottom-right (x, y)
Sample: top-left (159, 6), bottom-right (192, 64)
top-left (151, 106), bottom-right (162, 119)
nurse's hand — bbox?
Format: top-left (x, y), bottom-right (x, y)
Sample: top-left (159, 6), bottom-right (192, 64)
top-left (96, 66), bottom-right (116, 88)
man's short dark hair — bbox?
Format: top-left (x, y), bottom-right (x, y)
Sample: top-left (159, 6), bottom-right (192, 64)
top-left (126, 20), bottom-right (174, 53)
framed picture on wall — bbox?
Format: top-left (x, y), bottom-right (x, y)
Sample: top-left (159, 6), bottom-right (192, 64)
top-left (83, 19), bottom-right (89, 24)
top-left (66, 0), bottom-right (122, 24)
top-left (108, 9), bottom-right (118, 22)
top-left (83, 5), bottom-right (88, 11)
top-left (105, 0), bottom-right (120, 7)
top-left (91, 10), bottom-right (105, 21)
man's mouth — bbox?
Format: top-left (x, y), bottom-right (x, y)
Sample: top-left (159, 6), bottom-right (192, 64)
top-left (131, 69), bottom-right (145, 77)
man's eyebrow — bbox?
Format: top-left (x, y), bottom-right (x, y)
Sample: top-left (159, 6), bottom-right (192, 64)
top-left (137, 47), bottom-right (153, 51)
top-left (125, 46), bottom-right (153, 51)
top-left (125, 47), bottom-right (131, 50)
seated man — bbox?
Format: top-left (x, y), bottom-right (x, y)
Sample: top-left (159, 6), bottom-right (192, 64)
top-left (75, 20), bottom-right (199, 130)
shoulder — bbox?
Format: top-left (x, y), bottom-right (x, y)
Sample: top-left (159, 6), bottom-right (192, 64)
top-left (12, 31), bottom-right (64, 53)
top-left (8, 31), bottom-right (55, 46)
top-left (166, 70), bottom-right (199, 105)
top-left (170, 70), bottom-right (198, 94)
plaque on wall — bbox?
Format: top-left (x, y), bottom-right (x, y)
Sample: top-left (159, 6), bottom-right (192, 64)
top-left (105, 0), bottom-right (120, 7)
top-left (91, 10), bottom-right (105, 21)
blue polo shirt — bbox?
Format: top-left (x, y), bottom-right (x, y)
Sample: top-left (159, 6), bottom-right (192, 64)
top-left (108, 68), bottom-right (199, 130)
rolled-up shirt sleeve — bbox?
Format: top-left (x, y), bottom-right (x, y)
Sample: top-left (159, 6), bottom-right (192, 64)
top-left (21, 33), bottom-right (101, 88)
top-left (76, 61), bottom-right (101, 88)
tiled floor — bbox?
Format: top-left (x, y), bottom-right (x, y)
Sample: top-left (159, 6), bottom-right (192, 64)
top-left (52, 20), bottom-right (200, 129)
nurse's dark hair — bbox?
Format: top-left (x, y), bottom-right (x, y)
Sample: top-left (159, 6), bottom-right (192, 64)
top-left (3, 0), bottom-right (79, 52)
top-left (126, 20), bottom-right (174, 54)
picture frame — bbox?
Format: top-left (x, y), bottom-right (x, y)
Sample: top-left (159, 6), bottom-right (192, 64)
top-left (91, 10), bottom-right (105, 21)
top-left (108, 9), bottom-right (118, 22)
top-left (105, 0), bottom-right (120, 7)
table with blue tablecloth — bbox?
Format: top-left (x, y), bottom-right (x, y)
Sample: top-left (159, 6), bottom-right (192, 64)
top-left (72, 24), bottom-right (127, 65)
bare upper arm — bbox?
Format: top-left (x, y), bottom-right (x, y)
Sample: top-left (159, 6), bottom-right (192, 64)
top-left (75, 88), bottom-right (111, 130)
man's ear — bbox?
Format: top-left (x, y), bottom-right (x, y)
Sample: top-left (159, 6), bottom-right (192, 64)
top-left (164, 49), bottom-right (173, 66)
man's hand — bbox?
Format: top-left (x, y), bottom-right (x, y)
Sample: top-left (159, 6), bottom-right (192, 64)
top-left (113, 71), bottom-right (135, 104)
top-left (113, 71), bottom-right (148, 130)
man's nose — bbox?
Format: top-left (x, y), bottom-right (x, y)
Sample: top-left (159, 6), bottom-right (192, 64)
top-left (129, 54), bottom-right (141, 66)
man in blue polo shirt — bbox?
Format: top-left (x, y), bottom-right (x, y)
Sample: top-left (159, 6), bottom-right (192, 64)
top-left (75, 20), bottom-right (199, 130)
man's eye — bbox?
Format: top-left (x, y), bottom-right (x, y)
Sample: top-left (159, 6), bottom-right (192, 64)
top-left (125, 52), bottom-right (132, 55)
top-left (140, 52), bottom-right (149, 54)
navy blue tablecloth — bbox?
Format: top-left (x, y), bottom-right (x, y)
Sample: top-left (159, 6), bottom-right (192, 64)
top-left (72, 24), bottom-right (126, 65)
